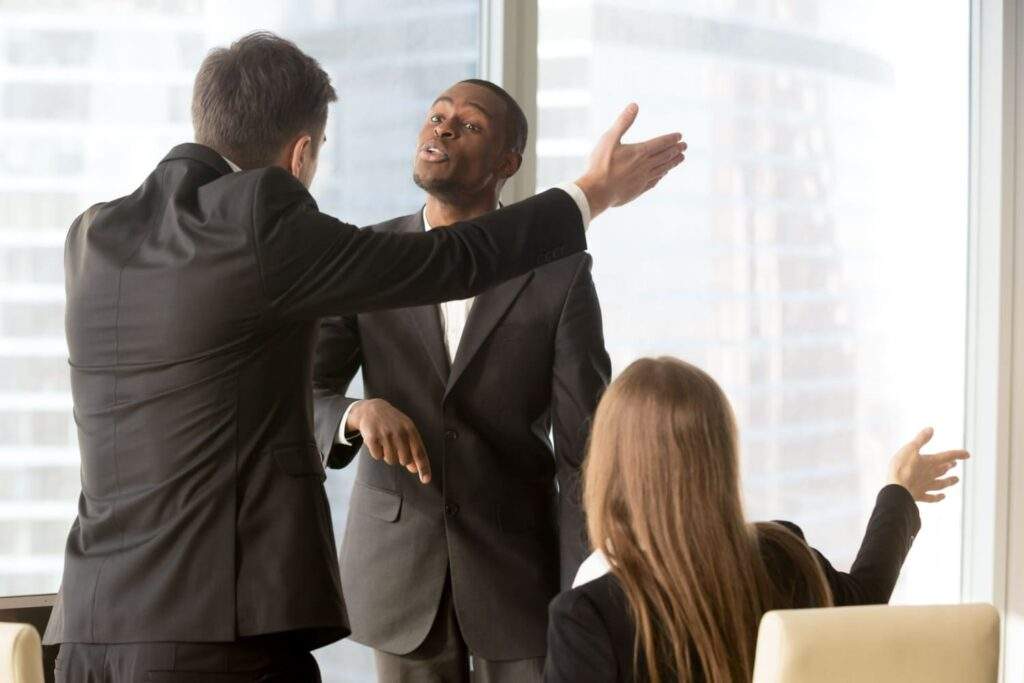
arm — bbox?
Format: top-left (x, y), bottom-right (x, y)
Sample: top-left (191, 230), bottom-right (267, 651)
top-left (545, 590), bottom-right (619, 683)
top-left (253, 104), bottom-right (685, 322)
top-left (783, 428), bottom-right (968, 605)
top-left (552, 254), bottom-right (611, 589)
top-left (313, 314), bottom-right (364, 468)
top-left (778, 485), bottom-right (921, 606)
top-left (253, 175), bottom-right (587, 321)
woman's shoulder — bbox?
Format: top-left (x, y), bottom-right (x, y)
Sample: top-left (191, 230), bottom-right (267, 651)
top-left (551, 572), bottom-right (624, 619)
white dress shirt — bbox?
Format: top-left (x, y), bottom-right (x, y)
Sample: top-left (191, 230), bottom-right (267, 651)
top-left (572, 549), bottom-right (611, 588)
top-left (220, 155), bottom-right (242, 172)
top-left (337, 182), bottom-right (592, 445)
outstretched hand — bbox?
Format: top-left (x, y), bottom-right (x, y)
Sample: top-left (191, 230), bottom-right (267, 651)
top-left (887, 427), bottom-right (969, 502)
top-left (575, 103), bottom-right (686, 219)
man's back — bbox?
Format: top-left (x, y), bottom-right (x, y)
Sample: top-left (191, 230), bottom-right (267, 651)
top-left (52, 143), bottom-right (348, 648)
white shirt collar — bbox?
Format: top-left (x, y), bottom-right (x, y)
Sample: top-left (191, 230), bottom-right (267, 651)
top-left (220, 155), bottom-right (241, 173)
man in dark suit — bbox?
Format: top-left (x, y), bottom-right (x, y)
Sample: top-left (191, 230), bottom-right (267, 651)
top-left (312, 79), bottom-right (612, 682)
top-left (43, 32), bottom-right (685, 683)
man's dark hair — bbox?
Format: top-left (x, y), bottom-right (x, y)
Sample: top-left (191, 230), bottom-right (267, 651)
top-left (191, 31), bottom-right (337, 169)
top-left (458, 79), bottom-right (528, 155)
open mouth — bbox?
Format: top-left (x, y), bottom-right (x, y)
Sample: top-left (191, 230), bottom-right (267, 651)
top-left (418, 142), bottom-right (450, 163)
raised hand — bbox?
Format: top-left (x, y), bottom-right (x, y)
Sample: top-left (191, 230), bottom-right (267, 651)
top-left (887, 427), bottom-right (970, 502)
top-left (575, 103), bottom-right (687, 218)
top-left (346, 398), bottom-right (431, 484)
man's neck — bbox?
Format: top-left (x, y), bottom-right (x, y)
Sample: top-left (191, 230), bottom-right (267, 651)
top-left (424, 193), bottom-right (500, 228)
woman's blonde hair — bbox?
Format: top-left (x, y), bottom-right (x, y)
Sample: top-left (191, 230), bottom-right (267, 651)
top-left (584, 357), bottom-right (833, 682)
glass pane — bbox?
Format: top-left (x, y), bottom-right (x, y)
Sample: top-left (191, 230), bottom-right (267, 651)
top-left (537, 0), bottom-right (969, 604)
top-left (0, 1), bottom-right (478, 680)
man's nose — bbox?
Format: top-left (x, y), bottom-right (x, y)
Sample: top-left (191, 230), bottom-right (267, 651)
top-left (434, 123), bottom-right (456, 139)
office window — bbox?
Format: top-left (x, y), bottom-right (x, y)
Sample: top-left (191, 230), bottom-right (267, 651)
top-left (537, 0), bottom-right (969, 604)
top-left (0, 1), bottom-right (478, 680)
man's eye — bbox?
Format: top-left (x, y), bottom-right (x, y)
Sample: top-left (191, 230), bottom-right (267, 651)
top-left (464, 122), bottom-right (480, 131)
top-left (430, 114), bottom-right (442, 123)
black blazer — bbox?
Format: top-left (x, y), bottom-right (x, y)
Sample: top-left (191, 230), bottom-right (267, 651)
top-left (44, 143), bottom-right (586, 649)
top-left (312, 210), bottom-right (611, 660)
top-left (544, 485), bottom-right (921, 682)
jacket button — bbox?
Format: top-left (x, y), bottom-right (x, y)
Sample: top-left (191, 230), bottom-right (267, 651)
top-left (444, 503), bottom-right (460, 517)
top-left (445, 429), bottom-right (458, 441)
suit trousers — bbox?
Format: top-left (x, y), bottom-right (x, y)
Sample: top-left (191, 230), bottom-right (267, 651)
top-left (373, 577), bottom-right (544, 683)
top-left (54, 635), bottom-right (320, 682)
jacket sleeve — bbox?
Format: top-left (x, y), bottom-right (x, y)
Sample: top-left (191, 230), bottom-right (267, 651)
top-left (545, 590), bottom-right (618, 683)
top-left (249, 167), bottom-right (586, 321)
top-left (551, 254), bottom-right (611, 589)
top-left (776, 484), bottom-right (921, 606)
top-left (313, 314), bottom-right (364, 468)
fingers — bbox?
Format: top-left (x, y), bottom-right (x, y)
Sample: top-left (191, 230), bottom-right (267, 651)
top-left (647, 142), bottom-right (687, 168)
top-left (927, 448), bottom-right (971, 465)
top-left (380, 434), bottom-right (399, 466)
top-left (648, 150), bottom-right (686, 177)
top-left (637, 132), bottom-right (684, 157)
top-left (908, 426), bottom-right (935, 451)
top-left (364, 435), bottom-right (384, 461)
top-left (607, 102), bottom-right (639, 142)
top-left (928, 475), bottom-right (960, 491)
top-left (919, 492), bottom-right (946, 503)
top-left (407, 429), bottom-right (431, 484)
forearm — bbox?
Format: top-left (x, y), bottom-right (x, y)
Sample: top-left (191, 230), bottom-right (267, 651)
top-left (819, 485), bottom-right (921, 605)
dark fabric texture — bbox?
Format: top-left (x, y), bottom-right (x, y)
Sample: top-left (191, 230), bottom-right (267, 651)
top-left (45, 143), bottom-right (586, 649)
top-left (543, 484), bottom-right (922, 683)
top-left (313, 211), bottom-right (610, 660)
top-left (54, 637), bottom-right (320, 683)
top-left (372, 578), bottom-right (545, 683)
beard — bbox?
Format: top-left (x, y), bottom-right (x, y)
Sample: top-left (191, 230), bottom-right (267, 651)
top-left (413, 171), bottom-right (467, 204)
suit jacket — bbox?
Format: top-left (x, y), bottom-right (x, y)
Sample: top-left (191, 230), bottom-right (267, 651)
top-left (44, 143), bottom-right (586, 649)
top-left (544, 485), bottom-right (921, 682)
top-left (312, 211), bottom-right (611, 660)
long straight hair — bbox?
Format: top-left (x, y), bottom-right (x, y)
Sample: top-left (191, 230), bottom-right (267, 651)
top-left (583, 357), bottom-right (833, 682)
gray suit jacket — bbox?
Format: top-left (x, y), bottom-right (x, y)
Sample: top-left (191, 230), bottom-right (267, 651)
top-left (45, 144), bottom-right (586, 648)
top-left (313, 211), bottom-right (610, 660)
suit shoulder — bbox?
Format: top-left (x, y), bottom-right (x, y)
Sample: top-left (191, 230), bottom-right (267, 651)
top-left (533, 250), bottom-right (593, 282)
top-left (362, 212), bottom-right (422, 234)
top-left (550, 573), bottom-right (622, 622)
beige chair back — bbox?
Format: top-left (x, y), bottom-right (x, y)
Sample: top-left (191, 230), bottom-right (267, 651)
top-left (752, 603), bottom-right (999, 683)
top-left (0, 622), bottom-right (45, 683)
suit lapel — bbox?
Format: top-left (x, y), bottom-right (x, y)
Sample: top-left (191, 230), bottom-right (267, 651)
top-left (445, 271), bottom-right (534, 399)
top-left (395, 212), bottom-right (450, 384)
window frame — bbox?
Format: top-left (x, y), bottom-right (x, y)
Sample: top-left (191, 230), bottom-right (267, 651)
top-left (964, 0), bottom-right (1024, 679)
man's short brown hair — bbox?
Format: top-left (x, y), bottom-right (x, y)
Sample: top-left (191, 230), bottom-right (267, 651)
top-left (191, 32), bottom-right (337, 169)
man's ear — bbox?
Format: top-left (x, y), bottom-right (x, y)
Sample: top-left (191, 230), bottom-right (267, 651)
top-left (289, 134), bottom-right (313, 179)
top-left (498, 150), bottom-right (523, 180)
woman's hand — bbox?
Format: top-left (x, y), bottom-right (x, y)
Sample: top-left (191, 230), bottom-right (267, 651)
top-left (887, 427), bottom-right (970, 502)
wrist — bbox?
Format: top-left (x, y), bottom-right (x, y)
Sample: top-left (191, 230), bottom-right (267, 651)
top-left (575, 173), bottom-right (610, 219)
top-left (346, 400), bottom-right (367, 431)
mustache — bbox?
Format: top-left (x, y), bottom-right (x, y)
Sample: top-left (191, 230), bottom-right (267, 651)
top-left (418, 140), bottom-right (451, 158)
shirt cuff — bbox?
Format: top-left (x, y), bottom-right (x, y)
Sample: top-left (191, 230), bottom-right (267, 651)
top-left (337, 400), bottom-right (362, 446)
top-left (555, 182), bottom-right (592, 231)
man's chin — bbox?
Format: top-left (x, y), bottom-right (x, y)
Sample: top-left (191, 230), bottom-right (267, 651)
top-left (413, 171), bottom-right (461, 198)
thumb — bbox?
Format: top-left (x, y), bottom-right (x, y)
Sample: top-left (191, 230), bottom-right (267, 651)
top-left (608, 103), bottom-right (639, 142)
top-left (910, 426), bottom-right (935, 450)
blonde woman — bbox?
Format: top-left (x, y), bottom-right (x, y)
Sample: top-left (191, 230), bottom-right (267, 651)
top-left (545, 357), bottom-right (967, 683)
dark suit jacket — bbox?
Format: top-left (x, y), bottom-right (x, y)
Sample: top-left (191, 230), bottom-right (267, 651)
top-left (312, 210), bottom-right (611, 660)
top-left (544, 484), bottom-right (921, 682)
top-left (44, 143), bottom-right (586, 649)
